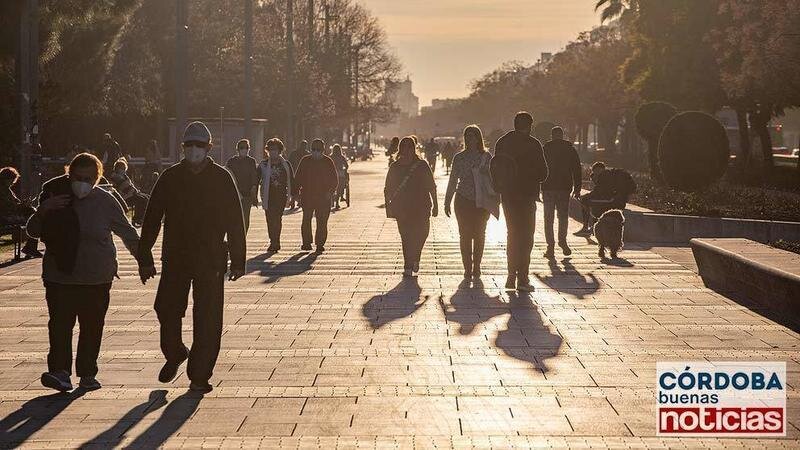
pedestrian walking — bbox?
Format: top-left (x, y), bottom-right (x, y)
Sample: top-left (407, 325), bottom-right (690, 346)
top-left (444, 125), bottom-right (497, 279)
top-left (258, 138), bottom-right (294, 252)
top-left (0, 167), bottom-right (42, 257)
top-left (386, 136), bottom-right (400, 167)
top-left (541, 126), bottom-right (582, 258)
top-left (491, 112), bottom-right (548, 292)
top-left (108, 158), bottom-right (150, 227)
top-left (424, 138), bottom-right (440, 174)
top-left (293, 139), bottom-right (338, 253)
top-left (226, 139), bottom-right (259, 232)
top-left (385, 137), bottom-right (438, 277)
top-left (26, 153), bottom-right (140, 392)
top-left (331, 144), bottom-right (349, 209)
top-left (288, 140), bottom-right (310, 209)
top-left (100, 133), bottom-right (122, 171)
top-left (138, 121), bottom-right (246, 394)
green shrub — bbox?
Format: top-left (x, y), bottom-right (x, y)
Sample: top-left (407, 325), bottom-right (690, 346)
top-left (658, 111), bottom-right (730, 192)
top-left (635, 102), bottom-right (678, 182)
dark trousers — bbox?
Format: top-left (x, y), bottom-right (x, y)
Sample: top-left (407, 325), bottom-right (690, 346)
top-left (155, 266), bottom-right (225, 383)
top-left (542, 190), bottom-right (570, 247)
top-left (45, 282), bottom-right (111, 377)
top-left (301, 195), bottom-right (332, 247)
top-left (502, 195), bottom-right (536, 281)
top-left (240, 196), bottom-right (253, 231)
top-left (397, 215), bottom-right (430, 269)
top-left (131, 193), bottom-right (150, 225)
top-left (265, 195), bottom-right (286, 246)
top-left (454, 194), bottom-right (489, 272)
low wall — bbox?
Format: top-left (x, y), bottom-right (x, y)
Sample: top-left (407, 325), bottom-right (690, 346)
top-left (567, 196), bottom-right (800, 244)
top-left (690, 238), bottom-right (800, 329)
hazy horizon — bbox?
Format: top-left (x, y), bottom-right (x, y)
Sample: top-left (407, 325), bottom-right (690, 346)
top-left (360, 0), bottom-right (602, 108)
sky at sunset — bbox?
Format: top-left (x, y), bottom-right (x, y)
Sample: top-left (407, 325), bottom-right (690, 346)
top-left (360, 0), bottom-right (602, 107)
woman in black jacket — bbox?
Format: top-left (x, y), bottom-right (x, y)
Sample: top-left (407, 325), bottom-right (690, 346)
top-left (384, 137), bottom-right (438, 277)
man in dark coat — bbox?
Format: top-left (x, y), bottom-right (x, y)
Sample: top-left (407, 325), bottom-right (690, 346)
top-left (492, 112), bottom-right (548, 292)
top-left (293, 139), bottom-right (338, 253)
top-left (226, 139), bottom-right (259, 231)
top-left (288, 140), bottom-right (310, 209)
top-left (541, 126), bottom-right (582, 258)
top-left (138, 121), bottom-right (246, 393)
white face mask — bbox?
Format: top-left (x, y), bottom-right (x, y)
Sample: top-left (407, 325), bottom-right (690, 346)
top-left (185, 146), bottom-right (207, 164)
top-left (71, 181), bottom-right (94, 199)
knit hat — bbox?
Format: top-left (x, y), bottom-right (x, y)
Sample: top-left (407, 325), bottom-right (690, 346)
top-left (183, 121), bottom-right (212, 144)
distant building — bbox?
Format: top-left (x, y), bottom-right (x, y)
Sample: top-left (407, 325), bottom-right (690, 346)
top-left (375, 77), bottom-right (420, 139)
top-left (421, 98), bottom-right (462, 115)
top-left (533, 52), bottom-right (554, 73)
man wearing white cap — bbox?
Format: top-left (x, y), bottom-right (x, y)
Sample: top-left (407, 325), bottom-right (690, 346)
top-left (138, 121), bottom-right (246, 393)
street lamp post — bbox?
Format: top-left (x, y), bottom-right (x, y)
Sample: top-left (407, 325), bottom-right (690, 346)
top-left (174, 0), bottom-right (189, 163)
top-left (244, 0), bottom-right (253, 147)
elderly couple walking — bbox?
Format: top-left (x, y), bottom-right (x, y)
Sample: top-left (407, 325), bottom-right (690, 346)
top-left (385, 112), bottom-right (582, 291)
top-left (31, 121), bottom-right (246, 394)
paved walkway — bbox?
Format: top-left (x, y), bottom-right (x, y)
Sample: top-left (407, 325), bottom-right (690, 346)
top-left (0, 156), bottom-right (798, 448)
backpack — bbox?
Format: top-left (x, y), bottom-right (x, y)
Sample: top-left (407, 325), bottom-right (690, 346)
top-left (489, 153), bottom-right (517, 195)
top-left (611, 168), bottom-right (637, 196)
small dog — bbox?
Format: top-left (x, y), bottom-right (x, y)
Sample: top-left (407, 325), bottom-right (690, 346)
top-left (594, 209), bottom-right (625, 259)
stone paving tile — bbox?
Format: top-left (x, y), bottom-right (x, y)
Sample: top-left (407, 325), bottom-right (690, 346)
top-left (0, 156), bottom-right (798, 448)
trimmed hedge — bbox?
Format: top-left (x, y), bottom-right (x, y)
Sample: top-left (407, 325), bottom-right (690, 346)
top-left (658, 111), bottom-right (730, 192)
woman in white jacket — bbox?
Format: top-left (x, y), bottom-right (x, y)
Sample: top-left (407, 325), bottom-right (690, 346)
top-left (257, 139), bottom-right (294, 252)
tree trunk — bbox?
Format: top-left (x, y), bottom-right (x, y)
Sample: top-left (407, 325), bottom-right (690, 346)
top-left (647, 138), bottom-right (662, 184)
top-left (580, 122), bottom-right (589, 153)
top-left (750, 105), bottom-right (774, 170)
top-left (734, 107), bottom-right (751, 166)
top-left (599, 118), bottom-right (619, 156)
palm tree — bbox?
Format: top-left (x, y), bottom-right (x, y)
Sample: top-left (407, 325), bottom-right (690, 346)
top-left (595, 0), bottom-right (638, 23)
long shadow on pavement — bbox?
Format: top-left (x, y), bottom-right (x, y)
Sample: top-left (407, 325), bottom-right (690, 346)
top-left (0, 390), bottom-right (85, 447)
top-left (362, 277), bottom-right (427, 330)
top-left (438, 279), bottom-right (506, 336)
top-left (495, 291), bottom-right (564, 374)
top-left (247, 251), bottom-right (318, 283)
top-left (535, 258), bottom-right (600, 299)
top-left (79, 389), bottom-right (168, 449)
top-left (124, 391), bottom-right (203, 448)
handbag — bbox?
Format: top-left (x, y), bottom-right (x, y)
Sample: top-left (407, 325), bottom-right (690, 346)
top-left (385, 161), bottom-right (421, 219)
top-left (473, 153), bottom-right (501, 218)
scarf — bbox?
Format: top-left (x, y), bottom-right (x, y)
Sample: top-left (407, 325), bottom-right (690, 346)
top-left (259, 157), bottom-right (292, 210)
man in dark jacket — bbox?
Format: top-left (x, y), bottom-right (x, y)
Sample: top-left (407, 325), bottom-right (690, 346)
top-left (226, 139), bottom-right (259, 231)
top-left (288, 140), bottom-right (310, 209)
top-left (293, 139), bottom-right (338, 253)
top-left (541, 126), bottom-right (581, 258)
top-left (138, 121), bottom-right (246, 393)
top-left (492, 112), bottom-right (548, 292)
top-left (100, 133), bottom-right (122, 171)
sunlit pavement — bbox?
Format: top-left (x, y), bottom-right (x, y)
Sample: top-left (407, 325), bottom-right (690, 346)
top-left (0, 155), bottom-right (798, 448)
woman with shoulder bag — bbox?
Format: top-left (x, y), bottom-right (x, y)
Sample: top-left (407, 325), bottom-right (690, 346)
top-left (384, 137), bottom-right (438, 277)
top-left (444, 125), bottom-right (497, 279)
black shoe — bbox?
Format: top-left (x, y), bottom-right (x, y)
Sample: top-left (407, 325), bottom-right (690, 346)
top-left (158, 350), bottom-right (188, 383)
top-left (267, 244), bottom-right (280, 253)
top-left (22, 247), bottom-right (43, 258)
top-left (505, 275), bottom-right (516, 290)
top-left (189, 381), bottom-right (213, 393)
top-left (315, 246), bottom-right (325, 253)
top-left (560, 244), bottom-right (572, 256)
top-left (301, 244), bottom-right (312, 251)
top-left (79, 376), bottom-right (102, 391)
top-left (41, 370), bottom-right (73, 392)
